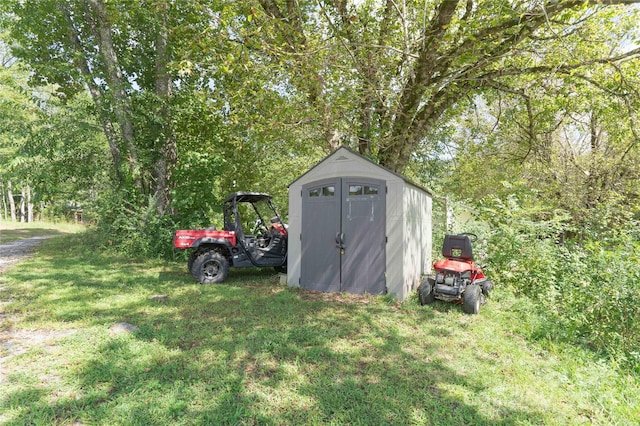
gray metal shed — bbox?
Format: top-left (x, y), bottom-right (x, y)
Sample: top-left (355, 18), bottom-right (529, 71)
top-left (287, 146), bottom-right (432, 300)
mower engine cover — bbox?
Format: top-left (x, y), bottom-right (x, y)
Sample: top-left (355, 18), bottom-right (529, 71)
top-left (433, 258), bottom-right (476, 274)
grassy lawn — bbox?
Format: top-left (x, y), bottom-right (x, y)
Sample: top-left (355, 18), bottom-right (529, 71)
top-left (1, 231), bottom-right (639, 425)
top-left (0, 221), bottom-right (85, 243)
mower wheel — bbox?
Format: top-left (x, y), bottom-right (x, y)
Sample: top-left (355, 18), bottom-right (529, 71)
top-left (463, 284), bottom-right (482, 314)
top-left (481, 280), bottom-right (494, 297)
top-left (191, 250), bottom-right (230, 284)
top-left (418, 278), bottom-right (436, 305)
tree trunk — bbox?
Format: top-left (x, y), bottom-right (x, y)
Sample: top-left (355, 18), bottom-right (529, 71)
top-left (61, 5), bottom-right (124, 185)
top-left (20, 186), bottom-right (26, 223)
top-left (27, 183), bottom-right (34, 223)
top-left (7, 180), bottom-right (16, 222)
top-left (86, 0), bottom-right (139, 186)
top-left (586, 113), bottom-right (605, 209)
top-left (152, 1), bottom-right (177, 215)
top-left (0, 179), bottom-right (7, 221)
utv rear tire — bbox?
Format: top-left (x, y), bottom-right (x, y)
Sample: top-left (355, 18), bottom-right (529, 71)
top-left (463, 284), bottom-right (482, 314)
top-left (419, 278), bottom-right (436, 305)
top-left (191, 251), bottom-right (230, 284)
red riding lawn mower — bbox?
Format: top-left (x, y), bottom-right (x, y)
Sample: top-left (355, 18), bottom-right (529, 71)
top-left (418, 232), bottom-right (493, 314)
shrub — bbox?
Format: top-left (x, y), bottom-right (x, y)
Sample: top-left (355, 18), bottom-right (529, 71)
top-left (87, 190), bottom-right (178, 259)
top-left (478, 195), bottom-right (640, 372)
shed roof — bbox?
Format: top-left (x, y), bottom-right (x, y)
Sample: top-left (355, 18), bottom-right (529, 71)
top-left (289, 146), bottom-right (433, 196)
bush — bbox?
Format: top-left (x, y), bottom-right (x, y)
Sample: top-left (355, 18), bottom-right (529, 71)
top-left (87, 190), bottom-right (178, 259)
top-left (478, 195), bottom-right (640, 372)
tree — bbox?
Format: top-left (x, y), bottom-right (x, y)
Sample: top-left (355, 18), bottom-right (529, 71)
top-left (0, 38), bottom-right (37, 222)
top-left (250, 0), bottom-right (640, 173)
top-left (442, 51), bottom-right (640, 233)
top-left (1, 0), bottom-right (194, 213)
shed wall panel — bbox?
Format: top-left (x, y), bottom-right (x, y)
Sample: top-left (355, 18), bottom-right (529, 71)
top-left (401, 185), bottom-right (433, 299)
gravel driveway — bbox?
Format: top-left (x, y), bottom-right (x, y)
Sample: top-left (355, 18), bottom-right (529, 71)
top-left (0, 235), bottom-right (58, 273)
top-left (1, 235), bottom-right (72, 387)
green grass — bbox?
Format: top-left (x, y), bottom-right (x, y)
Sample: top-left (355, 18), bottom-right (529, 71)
top-left (0, 221), bottom-right (85, 243)
top-left (1, 232), bottom-right (639, 425)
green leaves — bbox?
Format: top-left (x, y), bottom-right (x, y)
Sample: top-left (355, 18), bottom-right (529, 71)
top-left (477, 195), bottom-right (640, 372)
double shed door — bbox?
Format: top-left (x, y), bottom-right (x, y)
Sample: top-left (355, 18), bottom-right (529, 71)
top-left (301, 177), bottom-right (386, 294)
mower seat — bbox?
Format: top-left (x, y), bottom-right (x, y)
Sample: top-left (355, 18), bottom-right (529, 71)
top-left (442, 234), bottom-right (473, 261)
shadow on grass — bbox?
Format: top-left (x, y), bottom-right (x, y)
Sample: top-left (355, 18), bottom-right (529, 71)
top-left (1, 238), bottom-right (548, 425)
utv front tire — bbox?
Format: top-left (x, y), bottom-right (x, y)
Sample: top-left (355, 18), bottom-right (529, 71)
top-left (187, 250), bottom-right (199, 273)
top-left (418, 278), bottom-right (436, 305)
top-left (191, 251), bottom-right (230, 284)
top-left (463, 284), bottom-right (482, 314)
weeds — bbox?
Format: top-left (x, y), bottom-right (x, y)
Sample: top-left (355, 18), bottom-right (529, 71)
top-left (477, 196), bottom-right (640, 373)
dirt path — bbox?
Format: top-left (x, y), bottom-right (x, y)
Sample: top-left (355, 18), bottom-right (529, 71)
top-left (0, 235), bottom-right (76, 387)
top-left (0, 235), bottom-right (58, 273)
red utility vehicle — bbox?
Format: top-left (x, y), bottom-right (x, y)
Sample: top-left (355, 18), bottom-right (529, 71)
top-left (418, 232), bottom-right (493, 314)
top-left (174, 192), bottom-right (287, 284)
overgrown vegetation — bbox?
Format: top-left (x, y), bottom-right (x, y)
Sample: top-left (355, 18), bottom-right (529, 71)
top-left (84, 191), bottom-right (179, 259)
top-left (472, 195), bottom-right (640, 373)
top-left (1, 233), bottom-right (639, 425)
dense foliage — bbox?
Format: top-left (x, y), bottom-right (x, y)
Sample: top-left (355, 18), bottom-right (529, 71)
top-left (474, 195), bottom-right (640, 372)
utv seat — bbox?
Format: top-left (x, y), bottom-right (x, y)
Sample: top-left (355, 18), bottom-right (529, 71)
top-left (442, 234), bottom-right (474, 261)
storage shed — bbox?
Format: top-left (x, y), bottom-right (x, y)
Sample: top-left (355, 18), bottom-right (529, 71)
top-left (287, 146), bottom-right (432, 300)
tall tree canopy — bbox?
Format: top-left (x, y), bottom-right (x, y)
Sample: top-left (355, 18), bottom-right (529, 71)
top-left (1, 0), bottom-right (323, 218)
top-left (2, 0), bottom-right (195, 213)
top-left (249, 0), bottom-right (640, 172)
top-left (1, 0), bottom-right (639, 241)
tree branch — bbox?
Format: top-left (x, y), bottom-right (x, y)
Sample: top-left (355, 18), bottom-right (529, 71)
top-left (476, 46), bottom-right (640, 82)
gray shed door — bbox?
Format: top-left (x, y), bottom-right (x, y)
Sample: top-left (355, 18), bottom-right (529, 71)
top-left (300, 177), bottom-right (386, 294)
